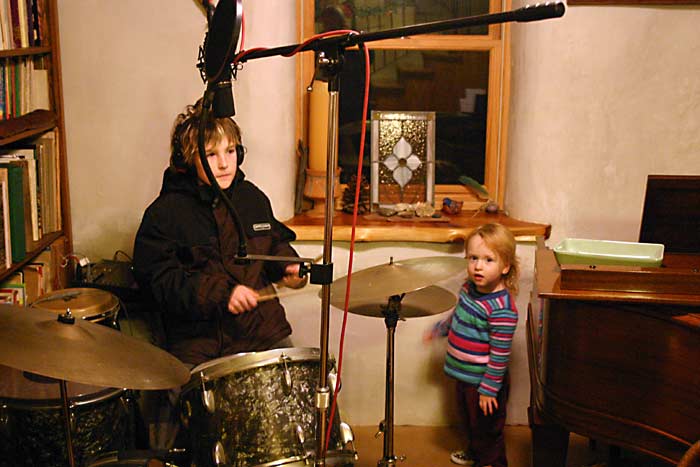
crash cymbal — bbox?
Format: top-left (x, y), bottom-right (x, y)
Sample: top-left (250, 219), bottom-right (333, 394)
top-left (334, 285), bottom-right (456, 318)
top-left (0, 305), bottom-right (189, 390)
top-left (330, 256), bottom-right (467, 303)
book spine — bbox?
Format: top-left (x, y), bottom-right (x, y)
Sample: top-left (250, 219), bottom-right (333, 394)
top-left (24, 0), bottom-right (33, 46)
top-left (8, 0), bottom-right (20, 49)
top-left (7, 164), bottom-right (25, 262)
top-left (0, 61), bottom-right (5, 120)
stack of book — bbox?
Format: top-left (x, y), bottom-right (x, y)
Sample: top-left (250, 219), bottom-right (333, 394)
top-left (0, 234), bottom-right (68, 304)
top-left (0, 55), bottom-right (51, 120)
top-left (0, 0), bottom-right (46, 51)
top-left (0, 127), bottom-right (61, 271)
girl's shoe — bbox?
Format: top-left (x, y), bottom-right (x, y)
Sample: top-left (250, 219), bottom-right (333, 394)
top-left (450, 450), bottom-right (475, 466)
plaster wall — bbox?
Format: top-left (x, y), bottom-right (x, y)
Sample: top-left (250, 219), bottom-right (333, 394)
top-left (58, 1), bottom-right (700, 428)
top-left (507, 3), bottom-right (700, 245)
top-left (59, 0), bottom-right (297, 261)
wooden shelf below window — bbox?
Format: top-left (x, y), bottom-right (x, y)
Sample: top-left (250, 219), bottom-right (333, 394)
top-left (285, 210), bottom-right (551, 243)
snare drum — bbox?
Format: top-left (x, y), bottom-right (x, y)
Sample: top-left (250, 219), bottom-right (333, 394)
top-left (86, 449), bottom-right (186, 467)
top-left (0, 365), bottom-right (131, 467)
top-left (30, 287), bottom-right (120, 328)
top-left (180, 347), bottom-right (356, 467)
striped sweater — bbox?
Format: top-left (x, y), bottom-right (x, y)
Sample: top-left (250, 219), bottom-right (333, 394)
top-left (442, 281), bottom-right (518, 397)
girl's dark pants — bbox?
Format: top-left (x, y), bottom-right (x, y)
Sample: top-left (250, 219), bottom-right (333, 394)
top-left (456, 373), bottom-right (510, 467)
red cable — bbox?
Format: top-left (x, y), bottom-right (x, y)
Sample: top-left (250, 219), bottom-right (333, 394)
top-left (240, 11), bottom-right (246, 51)
top-left (232, 29), bottom-right (358, 65)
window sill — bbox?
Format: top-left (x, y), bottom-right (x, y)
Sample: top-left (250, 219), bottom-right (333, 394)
top-left (284, 211), bottom-right (551, 243)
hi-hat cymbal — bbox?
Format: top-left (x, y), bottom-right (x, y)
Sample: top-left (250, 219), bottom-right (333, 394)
top-left (330, 256), bottom-right (467, 304)
top-left (334, 285), bottom-right (456, 318)
top-left (0, 305), bottom-right (189, 390)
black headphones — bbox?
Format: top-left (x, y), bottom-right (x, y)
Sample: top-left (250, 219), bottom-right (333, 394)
top-left (235, 143), bottom-right (246, 166)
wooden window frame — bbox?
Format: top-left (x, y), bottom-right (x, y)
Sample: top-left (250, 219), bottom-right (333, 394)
top-left (295, 0), bottom-right (512, 211)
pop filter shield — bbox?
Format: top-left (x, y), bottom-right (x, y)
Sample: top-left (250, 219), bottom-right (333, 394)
top-left (204, 0), bottom-right (242, 83)
top-left (204, 0), bottom-right (242, 117)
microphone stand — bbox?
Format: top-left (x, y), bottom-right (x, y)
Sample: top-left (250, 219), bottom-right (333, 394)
top-left (203, 4), bottom-right (565, 467)
top-left (308, 45), bottom-right (343, 467)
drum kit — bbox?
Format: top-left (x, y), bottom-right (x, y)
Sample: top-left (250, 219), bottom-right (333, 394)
top-left (0, 256), bottom-right (465, 467)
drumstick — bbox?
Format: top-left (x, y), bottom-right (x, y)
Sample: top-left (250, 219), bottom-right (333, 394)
top-left (258, 285), bottom-right (320, 303)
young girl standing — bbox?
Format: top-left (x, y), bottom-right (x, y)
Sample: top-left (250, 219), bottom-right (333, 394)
top-left (426, 223), bottom-right (519, 467)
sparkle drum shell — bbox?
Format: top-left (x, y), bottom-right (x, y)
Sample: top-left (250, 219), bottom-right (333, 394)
top-left (0, 366), bottom-right (130, 467)
top-left (180, 347), bottom-right (355, 467)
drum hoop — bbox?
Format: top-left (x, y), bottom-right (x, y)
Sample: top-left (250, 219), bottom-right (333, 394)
top-left (257, 454), bottom-right (308, 467)
top-left (252, 450), bottom-right (356, 467)
top-left (85, 450), bottom-right (165, 466)
top-left (81, 310), bottom-right (115, 322)
top-left (184, 347), bottom-right (321, 393)
top-left (0, 386), bottom-right (125, 410)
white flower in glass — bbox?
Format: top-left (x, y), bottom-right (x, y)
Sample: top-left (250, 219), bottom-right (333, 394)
top-left (383, 137), bottom-right (422, 189)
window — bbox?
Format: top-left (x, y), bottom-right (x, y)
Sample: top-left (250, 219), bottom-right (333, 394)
top-left (297, 0), bottom-right (511, 209)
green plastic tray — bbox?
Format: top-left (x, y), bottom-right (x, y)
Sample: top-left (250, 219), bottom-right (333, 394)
top-left (553, 238), bottom-right (664, 267)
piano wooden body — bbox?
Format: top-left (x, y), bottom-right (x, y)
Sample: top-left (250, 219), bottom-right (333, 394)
top-left (527, 249), bottom-right (700, 466)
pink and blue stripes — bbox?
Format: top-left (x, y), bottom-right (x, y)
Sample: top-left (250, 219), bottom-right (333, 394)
top-left (444, 282), bottom-right (518, 397)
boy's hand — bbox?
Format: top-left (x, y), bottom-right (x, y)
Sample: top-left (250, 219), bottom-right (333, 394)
top-left (228, 285), bottom-right (259, 314)
top-left (279, 263), bottom-right (308, 289)
top-left (479, 394), bottom-right (498, 416)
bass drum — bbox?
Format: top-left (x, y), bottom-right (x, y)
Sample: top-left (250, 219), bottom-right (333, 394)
top-left (180, 347), bottom-right (356, 467)
top-left (30, 287), bottom-right (120, 329)
top-left (0, 365), bottom-right (132, 467)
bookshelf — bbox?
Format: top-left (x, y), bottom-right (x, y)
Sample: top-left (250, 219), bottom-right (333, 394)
top-left (0, 0), bottom-right (72, 294)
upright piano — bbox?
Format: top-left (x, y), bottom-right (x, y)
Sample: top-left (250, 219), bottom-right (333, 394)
top-left (527, 175), bottom-right (700, 466)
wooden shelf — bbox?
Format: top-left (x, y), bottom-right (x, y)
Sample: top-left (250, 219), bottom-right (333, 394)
top-left (285, 210), bottom-right (550, 243)
top-left (0, 46), bottom-right (51, 58)
top-left (0, 110), bottom-right (57, 145)
top-left (0, 231), bottom-right (63, 278)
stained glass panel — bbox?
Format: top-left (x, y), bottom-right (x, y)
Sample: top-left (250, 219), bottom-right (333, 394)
top-left (370, 111), bottom-right (435, 209)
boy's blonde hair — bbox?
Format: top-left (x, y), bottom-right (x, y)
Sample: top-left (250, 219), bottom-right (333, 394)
top-left (465, 223), bottom-right (520, 295)
top-left (170, 98), bottom-right (242, 169)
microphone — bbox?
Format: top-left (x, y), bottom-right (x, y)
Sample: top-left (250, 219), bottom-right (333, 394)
top-left (203, 0), bottom-right (243, 117)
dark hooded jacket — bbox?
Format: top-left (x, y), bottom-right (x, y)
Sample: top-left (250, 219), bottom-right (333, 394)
top-left (133, 168), bottom-right (298, 366)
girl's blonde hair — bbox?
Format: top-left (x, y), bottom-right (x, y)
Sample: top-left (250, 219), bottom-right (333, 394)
top-left (465, 223), bottom-right (520, 295)
top-left (170, 98), bottom-right (242, 169)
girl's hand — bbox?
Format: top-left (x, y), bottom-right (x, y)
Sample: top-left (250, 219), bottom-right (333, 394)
top-left (228, 285), bottom-right (259, 314)
top-left (479, 394), bottom-right (498, 416)
top-left (280, 263), bottom-right (308, 289)
top-left (422, 328), bottom-right (435, 345)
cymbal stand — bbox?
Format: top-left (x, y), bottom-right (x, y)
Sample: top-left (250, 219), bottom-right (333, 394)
top-left (59, 379), bottom-right (77, 467)
top-left (54, 310), bottom-right (78, 467)
top-left (376, 294), bottom-right (406, 467)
